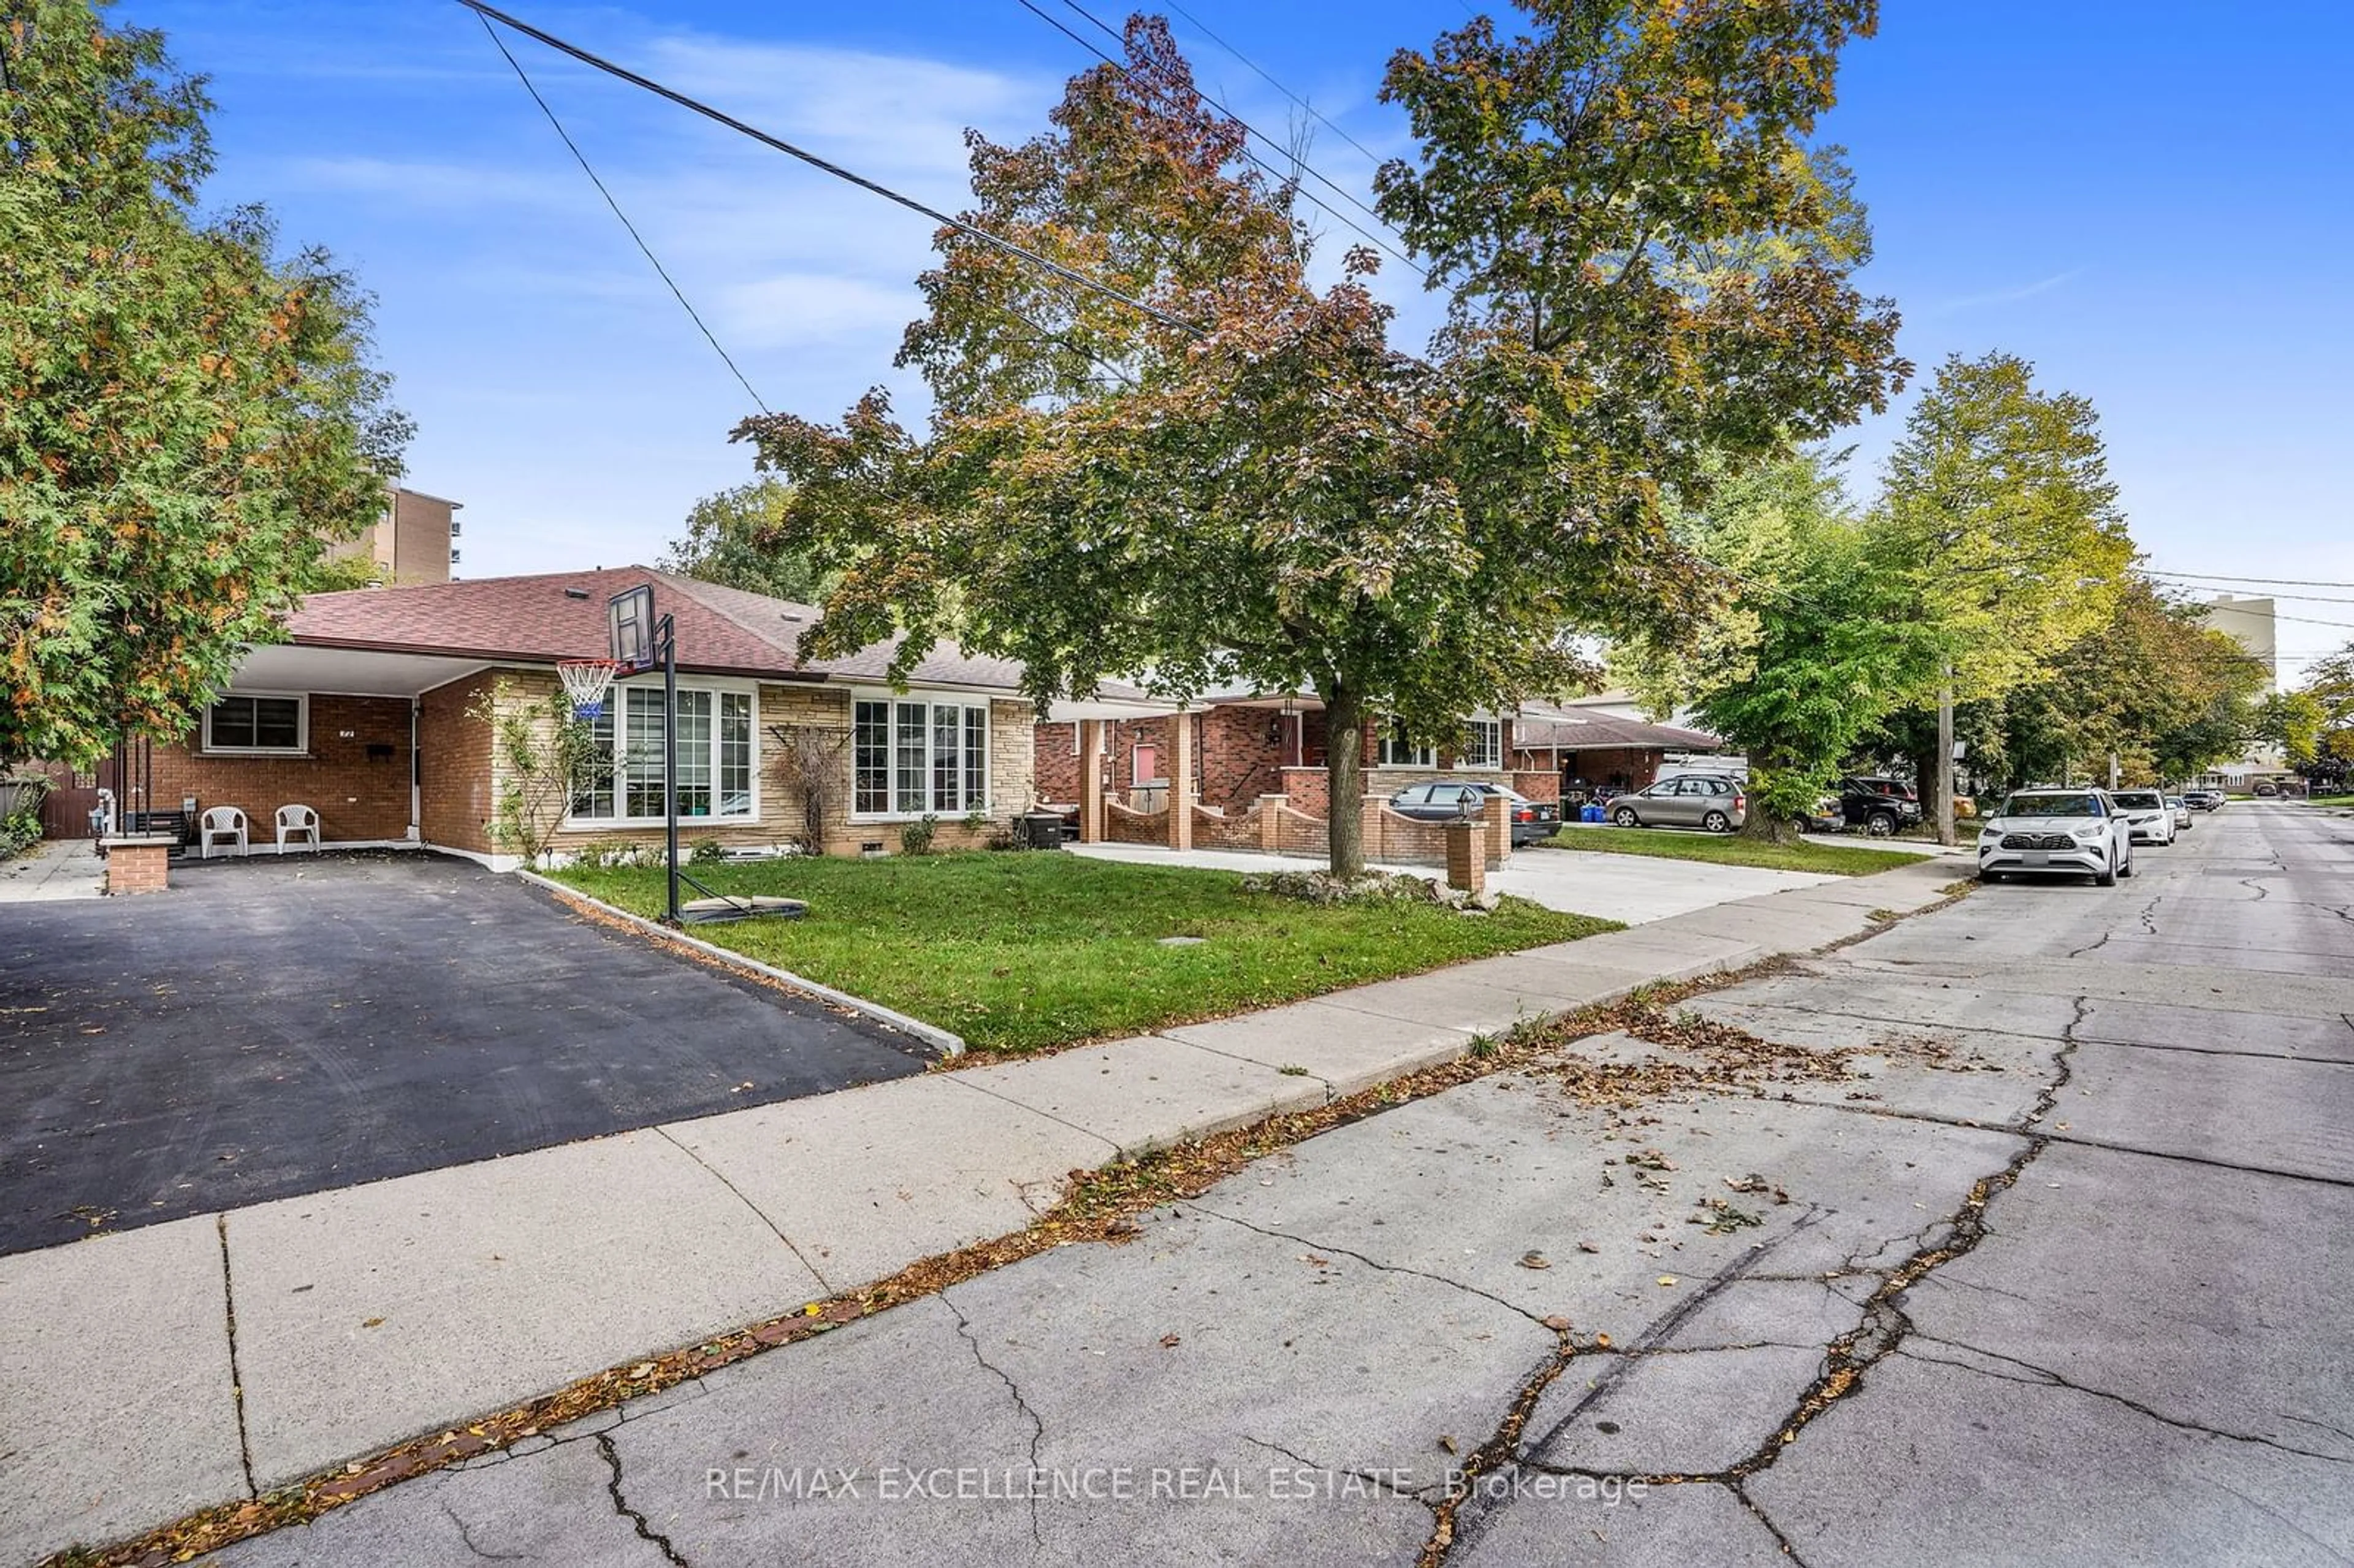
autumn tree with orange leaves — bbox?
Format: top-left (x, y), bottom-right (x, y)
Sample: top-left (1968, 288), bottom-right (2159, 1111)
top-left (742, 5), bottom-right (1905, 876)
top-left (0, 1), bottom-right (409, 768)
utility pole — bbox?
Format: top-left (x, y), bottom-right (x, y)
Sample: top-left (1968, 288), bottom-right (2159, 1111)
top-left (1935, 664), bottom-right (1956, 847)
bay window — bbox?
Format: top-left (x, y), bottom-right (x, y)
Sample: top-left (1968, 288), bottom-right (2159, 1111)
top-left (1378, 721), bottom-right (1435, 769)
top-left (1460, 718), bottom-right (1503, 769)
top-left (852, 696), bottom-right (990, 817)
top-left (570, 685), bottom-right (756, 823)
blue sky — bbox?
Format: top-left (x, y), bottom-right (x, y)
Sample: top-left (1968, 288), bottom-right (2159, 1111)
top-left (128, 1), bottom-right (2354, 674)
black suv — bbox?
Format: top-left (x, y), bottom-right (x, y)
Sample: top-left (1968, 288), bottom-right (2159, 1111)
top-left (1834, 776), bottom-right (1922, 837)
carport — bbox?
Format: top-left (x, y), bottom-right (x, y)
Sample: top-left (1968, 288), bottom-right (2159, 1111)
top-left (0, 852), bottom-right (928, 1255)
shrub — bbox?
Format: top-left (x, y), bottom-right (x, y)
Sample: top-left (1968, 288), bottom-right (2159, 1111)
top-left (900, 814), bottom-right (940, 856)
top-left (689, 837), bottom-right (725, 865)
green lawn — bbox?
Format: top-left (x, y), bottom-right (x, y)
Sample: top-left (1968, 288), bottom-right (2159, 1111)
top-left (555, 851), bottom-right (1618, 1054)
top-left (1534, 823), bottom-right (1934, 877)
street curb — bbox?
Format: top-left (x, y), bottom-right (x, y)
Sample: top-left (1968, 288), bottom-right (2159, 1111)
top-left (515, 869), bottom-right (966, 1058)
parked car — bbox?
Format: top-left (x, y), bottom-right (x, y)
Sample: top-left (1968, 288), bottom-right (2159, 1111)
top-left (1833, 775), bottom-right (1923, 837)
top-left (2183, 788), bottom-right (2224, 812)
top-left (1976, 789), bottom-right (2134, 886)
top-left (2165, 796), bottom-right (2192, 831)
top-left (2107, 788), bottom-right (2175, 846)
top-left (1387, 780), bottom-right (1561, 846)
top-left (2255, 781), bottom-right (2280, 797)
top-left (1609, 774), bottom-right (1748, 834)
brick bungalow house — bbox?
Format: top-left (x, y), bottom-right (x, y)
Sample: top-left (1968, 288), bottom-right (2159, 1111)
top-left (1036, 691), bottom-right (1722, 819)
top-left (1510, 702), bottom-right (1726, 802)
top-left (132, 566), bottom-right (1099, 867)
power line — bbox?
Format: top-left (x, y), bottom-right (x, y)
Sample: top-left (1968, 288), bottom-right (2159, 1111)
top-left (1159, 0), bottom-right (1391, 173)
top-left (2141, 569), bottom-right (2354, 590)
top-left (472, 12), bottom-right (768, 412)
top-left (456, 1), bottom-right (1202, 338)
top-left (1021, 0), bottom-right (1428, 280)
top-left (1054, 0), bottom-right (1411, 254)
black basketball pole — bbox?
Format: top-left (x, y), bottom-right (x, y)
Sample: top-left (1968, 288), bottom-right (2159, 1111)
top-left (658, 611), bottom-right (680, 925)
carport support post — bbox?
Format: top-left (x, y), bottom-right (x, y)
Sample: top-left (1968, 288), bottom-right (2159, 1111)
top-left (1079, 720), bottom-right (1105, 843)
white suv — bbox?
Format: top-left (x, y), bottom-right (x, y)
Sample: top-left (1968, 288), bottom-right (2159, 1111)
top-left (2107, 788), bottom-right (2175, 846)
top-left (1976, 789), bottom-right (2135, 886)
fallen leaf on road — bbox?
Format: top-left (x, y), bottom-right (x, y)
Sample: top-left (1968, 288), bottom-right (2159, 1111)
top-left (360, 1317), bottom-right (384, 1330)
top-left (1438, 1435), bottom-right (1458, 1455)
top-left (1657, 1276), bottom-right (1678, 1287)
top-left (1159, 1333), bottom-right (1181, 1349)
top-left (1594, 1333), bottom-right (1613, 1349)
top-left (627, 1362), bottom-right (655, 1379)
top-left (1541, 1315), bottom-right (1572, 1331)
top-left (1577, 1241), bottom-right (1601, 1254)
top-left (1518, 1250), bottom-right (1551, 1270)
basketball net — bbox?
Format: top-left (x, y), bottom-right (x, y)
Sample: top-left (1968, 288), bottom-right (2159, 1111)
top-left (557, 659), bottom-right (622, 720)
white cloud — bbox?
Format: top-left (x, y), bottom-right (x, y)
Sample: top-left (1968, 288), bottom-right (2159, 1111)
top-left (720, 272), bottom-right (926, 349)
top-left (1919, 267), bottom-right (2087, 318)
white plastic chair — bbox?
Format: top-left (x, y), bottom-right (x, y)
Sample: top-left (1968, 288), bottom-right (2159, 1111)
top-left (274, 804), bottom-right (321, 855)
top-left (199, 805), bottom-right (249, 859)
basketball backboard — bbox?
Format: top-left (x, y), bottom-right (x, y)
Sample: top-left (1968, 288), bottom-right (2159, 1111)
top-left (608, 584), bottom-right (655, 671)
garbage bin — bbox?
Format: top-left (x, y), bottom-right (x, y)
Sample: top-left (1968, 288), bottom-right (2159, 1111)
top-left (1021, 810), bottom-right (1067, 850)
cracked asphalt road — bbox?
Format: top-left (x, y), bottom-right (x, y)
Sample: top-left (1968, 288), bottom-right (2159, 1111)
top-left (211, 804), bottom-right (2354, 1567)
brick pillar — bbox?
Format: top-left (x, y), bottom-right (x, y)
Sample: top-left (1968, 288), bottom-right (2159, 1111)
top-left (1167, 710), bottom-right (1195, 851)
top-left (1079, 720), bottom-right (1105, 843)
top-left (1361, 794), bottom-right (1387, 864)
top-left (1484, 790), bottom-right (1512, 867)
top-left (1256, 794), bottom-right (1287, 851)
top-left (1446, 820), bottom-right (1487, 894)
top-left (102, 835), bottom-right (175, 896)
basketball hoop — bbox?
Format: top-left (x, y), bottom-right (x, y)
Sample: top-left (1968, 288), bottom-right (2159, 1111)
top-left (557, 658), bottom-right (622, 720)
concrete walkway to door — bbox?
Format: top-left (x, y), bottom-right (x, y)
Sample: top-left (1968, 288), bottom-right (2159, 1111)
top-left (0, 839), bottom-right (103, 903)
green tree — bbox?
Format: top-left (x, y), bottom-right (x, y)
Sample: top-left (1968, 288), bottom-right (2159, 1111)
top-left (661, 478), bottom-right (835, 603)
top-left (739, 7), bottom-right (1906, 876)
top-left (1870, 351), bottom-right (2135, 832)
top-left (1613, 452), bottom-right (1929, 840)
top-left (2257, 690), bottom-right (2325, 767)
top-left (1992, 580), bottom-right (2268, 788)
top-left (0, 1), bottom-right (409, 769)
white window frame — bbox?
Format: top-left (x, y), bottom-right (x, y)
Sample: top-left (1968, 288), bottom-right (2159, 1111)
top-left (848, 691), bottom-right (992, 822)
top-left (564, 677), bottom-right (760, 829)
top-left (1460, 718), bottom-right (1503, 770)
top-left (1377, 721), bottom-right (1436, 770)
top-left (202, 691), bottom-right (309, 756)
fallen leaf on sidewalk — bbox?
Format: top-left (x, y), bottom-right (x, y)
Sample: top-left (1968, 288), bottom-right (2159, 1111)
top-left (1657, 1276), bottom-right (1678, 1287)
top-left (1577, 1241), bottom-right (1601, 1254)
top-left (1518, 1250), bottom-right (1551, 1270)
top-left (1159, 1333), bottom-right (1181, 1349)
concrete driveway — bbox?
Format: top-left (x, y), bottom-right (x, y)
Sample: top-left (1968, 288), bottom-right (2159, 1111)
top-left (0, 852), bottom-right (927, 1255)
top-left (1068, 839), bottom-right (1849, 924)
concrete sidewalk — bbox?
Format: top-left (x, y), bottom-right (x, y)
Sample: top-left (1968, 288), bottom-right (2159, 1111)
top-left (0, 855), bottom-right (1962, 1566)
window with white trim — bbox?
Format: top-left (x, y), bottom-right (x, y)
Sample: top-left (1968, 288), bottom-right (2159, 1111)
top-left (1378, 721), bottom-right (1435, 769)
top-left (204, 693), bottom-right (306, 755)
top-left (570, 686), bottom-right (755, 823)
top-left (851, 697), bottom-right (989, 817)
top-left (1460, 718), bottom-right (1502, 769)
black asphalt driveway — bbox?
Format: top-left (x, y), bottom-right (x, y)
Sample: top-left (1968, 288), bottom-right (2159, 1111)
top-left (0, 852), bottom-right (928, 1255)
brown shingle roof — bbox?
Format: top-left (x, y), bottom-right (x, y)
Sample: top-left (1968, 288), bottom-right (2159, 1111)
top-left (1515, 705), bottom-right (1723, 752)
top-left (287, 566), bottom-right (1033, 691)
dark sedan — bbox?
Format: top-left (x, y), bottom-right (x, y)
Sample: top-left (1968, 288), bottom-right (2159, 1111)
top-left (1388, 780), bottom-right (1561, 846)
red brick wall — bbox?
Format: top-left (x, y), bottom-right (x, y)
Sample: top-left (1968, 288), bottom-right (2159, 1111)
top-left (147, 694), bottom-right (414, 845)
top-left (418, 675), bottom-right (495, 854)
